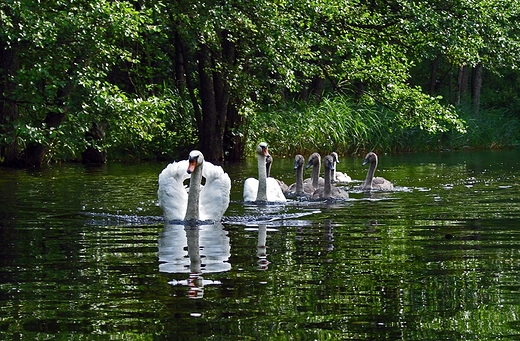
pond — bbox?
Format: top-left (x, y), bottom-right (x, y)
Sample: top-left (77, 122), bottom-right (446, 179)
top-left (0, 149), bottom-right (519, 340)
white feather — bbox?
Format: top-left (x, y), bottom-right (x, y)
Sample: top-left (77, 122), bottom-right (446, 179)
top-left (158, 152), bottom-right (231, 221)
top-left (243, 142), bottom-right (286, 203)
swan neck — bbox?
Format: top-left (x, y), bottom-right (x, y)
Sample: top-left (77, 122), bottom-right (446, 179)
top-left (186, 226), bottom-right (201, 274)
top-left (324, 167), bottom-right (331, 198)
top-left (256, 154), bottom-right (268, 201)
top-left (184, 163), bottom-right (203, 220)
top-left (364, 159), bottom-right (377, 189)
top-left (257, 225), bottom-right (267, 258)
top-left (295, 165), bottom-right (304, 193)
top-left (312, 162), bottom-right (320, 189)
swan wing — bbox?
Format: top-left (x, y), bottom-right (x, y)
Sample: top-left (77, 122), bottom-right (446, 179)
top-left (275, 178), bottom-right (289, 194)
top-left (287, 181), bottom-right (313, 197)
top-left (373, 177), bottom-right (394, 190)
top-left (330, 186), bottom-right (350, 199)
top-left (312, 185), bottom-right (349, 199)
top-left (243, 178), bottom-right (259, 202)
top-left (335, 171), bottom-right (352, 183)
top-left (158, 160), bottom-right (190, 220)
top-left (200, 162), bottom-right (231, 221)
top-left (303, 181), bottom-right (315, 194)
top-left (266, 177), bottom-right (287, 202)
top-left (303, 177), bottom-right (325, 188)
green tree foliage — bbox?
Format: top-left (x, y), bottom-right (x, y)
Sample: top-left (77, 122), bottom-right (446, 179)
top-left (0, 0), bottom-right (186, 165)
top-left (1, 0), bottom-right (137, 165)
top-left (1, 0), bottom-right (519, 166)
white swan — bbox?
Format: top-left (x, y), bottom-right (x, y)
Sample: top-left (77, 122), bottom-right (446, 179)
top-left (287, 154), bottom-right (314, 197)
top-left (330, 152), bottom-right (352, 183)
top-left (158, 150), bottom-right (231, 221)
top-left (304, 152), bottom-right (325, 190)
top-left (359, 152), bottom-right (394, 191)
top-left (243, 142), bottom-right (287, 202)
top-left (313, 155), bottom-right (349, 199)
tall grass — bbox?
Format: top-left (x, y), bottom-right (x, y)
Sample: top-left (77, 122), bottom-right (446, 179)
top-left (442, 108), bottom-right (520, 149)
top-left (248, 96), bottom-right (520, 157)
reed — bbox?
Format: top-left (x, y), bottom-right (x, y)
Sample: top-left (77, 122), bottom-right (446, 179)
top-left (440, 108), bottom-right (520, 149)
top-left (248, 96), bottom-right (520, 156)
top-left (248, 97), bottom-right (392, 156)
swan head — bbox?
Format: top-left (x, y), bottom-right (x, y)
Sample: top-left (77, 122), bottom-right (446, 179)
top-left (294, 154), bottom-right (304, 170)
top-left (256, 142), bottom-right (269, 157)
top-left (331, 152), bottom-right (339, 163)
top-left (362, 152), bottom-right (378, 166)
top-left (306, 152), bottom-right (321, 169)
top-left (324, 155), bottom-right (335, 171)
top-left (187, 150), bottom-right (204, 174)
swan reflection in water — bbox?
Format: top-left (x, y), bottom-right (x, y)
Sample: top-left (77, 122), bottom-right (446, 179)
top-left (256, 225), bottom-right (269, 270)
top-left (158, 222), bottom-right (231, 298)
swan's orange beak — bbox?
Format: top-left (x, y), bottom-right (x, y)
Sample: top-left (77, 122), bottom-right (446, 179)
top-left (187, 158), bottom-right (197, 174)
top-left (261, 146), bottom-right (268, 156)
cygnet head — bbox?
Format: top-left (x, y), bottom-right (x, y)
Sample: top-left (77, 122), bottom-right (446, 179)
top-left (306, 152), bottom-right (321, 169)
top-left (294, 154), bottom-right (304, 170)
top-left (265, 154), bottom-right (273, 176)
top-left (331, 152), bottom-right (340, 163)
top-left (362, 152), bottom-right (378, 166)
top-left (323, 154), bottom-right (335, 171)
top-left (257, 142), bottom-right (269, 157)
top-left (266, 154), bottom-right (272, 165)
top-left (187, 150), bottom-right (204, 174)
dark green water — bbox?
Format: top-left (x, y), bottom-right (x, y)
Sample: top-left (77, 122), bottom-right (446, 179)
top-left (1, 149), bottom-right (519, 340)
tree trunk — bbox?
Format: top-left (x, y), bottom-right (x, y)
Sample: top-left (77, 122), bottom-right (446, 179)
top-left (456, 65), bottom-right (469, 105)
top-left (0, 42), bottom-right (20, 166)
top-left (176, 36), bottom-right (202, 135)
top-left (297, 75), bottom-right (324, 101)
top-left (224, 103), bottom-right (246, 161)
top-left (174, 28), bottom-right (244, 162)
top-left (196, 30), bottom-right (241, 163)
top-left (309, 77), bottom-right (325, 100)
top-left (214, 31), bottom-right (234, 160)
top-left (353, 80), bottom-right (366, 100)
top-left (82, 122), bottom-right (106, 164)
top-left (471, 63), bottom-right (483, 115)
top-left (174, 32), bottom-right (186, 93)
top-left (19, 111), bottom-right (67, 167)
top-left (198, 45), bottom-right (225, 162)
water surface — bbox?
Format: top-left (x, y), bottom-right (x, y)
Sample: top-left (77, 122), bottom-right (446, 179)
top-left (0, 149), bottom-right (519, 340)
